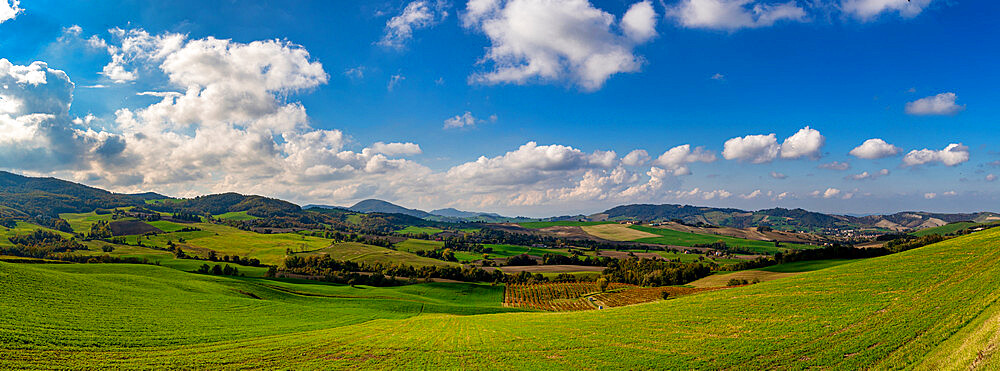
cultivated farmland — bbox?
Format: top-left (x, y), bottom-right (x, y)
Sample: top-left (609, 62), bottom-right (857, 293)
top-left (3, 218), bottom-right (1000, 368)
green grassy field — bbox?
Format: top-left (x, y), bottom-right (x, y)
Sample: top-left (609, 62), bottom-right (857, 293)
top-left (397, 226), bottom-right (444, 235)
top-left (517, 221), bottom-right (614, 229)
top-left (3, 227), bottom-right (1000, 368)
top-left (394, 238), bottom-right (444, 253)
top-left (910, 221), bottom-right (993, 237)
top-left (0, 221), bottom-right (74, 247)
top-left (213, 211), bottom-right (260, 221)
top-left (59, 211), bottom-right (136, 234)
top-left (134, 223), bottom-right (330, 265)
top-left (303, 242), bottom-right (458, 268)
top-left (145, 220), bottom-right (190, 232)
top-left (757, 259), bottom-right (853, 273)
top-left (630, 225), bottom-right (815, 254)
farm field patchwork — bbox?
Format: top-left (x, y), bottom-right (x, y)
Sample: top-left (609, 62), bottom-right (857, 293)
top-left (2, 228), bottom-right (1000, 367)
top-left (303, 242), bottom-right (458, 268)
top-left (517, 221), bottom-right (614, 229)
top-left (630, 225), bottom-right (816, 253)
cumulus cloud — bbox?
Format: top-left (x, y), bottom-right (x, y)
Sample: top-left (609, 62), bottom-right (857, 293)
top-left (446, 141), bottom-right (618, 186)
top-left (622, 1), bottom-right (659, 43)
top-left (59, 29), bottom-right (433, 200)
top-left (378, 1), bottom-right (449, 49)
top-left (841, 0), bottom-right (934, 21)
top-left (461, 0), bottom-right (658, 91)
top-left (1, 0), bottom-right (22, 23)
top-left (723, 133), bottom-right (778, 163)
top-left (905, 92), bottom-right (964, 116)
top-left (770, 171), bottom-right (787, 179)
top-left (847, 168), bottom-right (889, 180)
top-left (444, 111), bottom-right (495, 129)
top-left (622, 149), bottom-right (650, 166)
top-left (740, 189), bottom-right (763, 199)
top-left (669, 0), bottom-right (807, 30)
top-left (818, 161), bottom-right (849, 170)
top-left (0, 59), bottom-right (126, 172)
top-left (779, 126), bottom-right (824, 159)
top-left (923, 192), bottom-right (936, 199)
top-left (652, 144), bottom-right (716, 175)
top-left (723, 127), bottom-right (823, 163)
top-left (810, 187), bottom-right (842, 199)
top-left (902, 143), bottom-right (970, 167)
top-left (987, 174), bottom-right (997, 182)
top-left (367, 142), bottom-right (423, 156)
top-left (849, 138), bottom-right (901, 159)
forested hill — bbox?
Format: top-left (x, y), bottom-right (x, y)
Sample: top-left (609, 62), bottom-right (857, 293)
top-left (349, 199), bottom-right (431, 218)
top-left (0, 171), bottom-right (148, 218)
top-left (147, 193), bottom-right (302, 218)
top-left (596, 203), bottom-right (1000, 231)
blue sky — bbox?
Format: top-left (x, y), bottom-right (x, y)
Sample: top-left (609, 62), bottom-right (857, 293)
top-left (0, 0), bottom-right (998, 216)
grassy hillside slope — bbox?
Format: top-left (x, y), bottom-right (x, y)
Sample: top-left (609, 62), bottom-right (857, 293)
top-left (3, 228), bottom-right (1000, 368)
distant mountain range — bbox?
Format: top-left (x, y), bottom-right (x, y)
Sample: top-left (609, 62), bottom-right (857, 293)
top-left (3, 170), bottom-right (998, 233)
top-left (339, 199), bottom-right (522, 222)
top-left (593, 203), bottom-right (1000, 232)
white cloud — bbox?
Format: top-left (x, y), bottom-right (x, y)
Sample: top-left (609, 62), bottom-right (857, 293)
top-left (905, 92), bottom-right (964, 116)
top-left (841, 0), bottom-right (934, 21)
top-left (388, 74), bottom-right (405, 91)
top-left (849, 138), bottom-right (901, 159)
top-left (942, 190), bottom-right (956, 196)
top-left (848, 168), bottom-right (889, 180)
top-left (740, 189), bottom-right (762, 199)
top-left (987, 174), bottom-right (997, 182)
top-left (722, 127), bottom-right (822, 164)
top-left (818, 161), bottom-right (849, 170)
top-left (461, 0), bottom-right (658, 91)
top-left (923, 192), bottom-right (936, 199)
top-left (902, 143), bottom-right (970, 167)
top-left (710, 73), bottom-right (725, 81)
top-left (446, 141), bottom-right (617, 186)
top-left (810, 187), bottom-right (841, 199)
top-left (622, 1), bottom-right (658, 43)
top-left (0, 59), bottom-right (126, 172)
top-left (622, 149), bottom-right (650, 166)
top-left (652, 144), bottom-right (716, 175)
top-left (367, 142), bottom-right (423, 156)
top-left (770, 171), bottom-right (787, 179)
top-left (378, 1), bottom-right (449, 49)
top-left (669, 0), bottom-right (807, 30)
top-left (0, 0), bottom-right (21, 23)
top-left (779, 126), bottom-right (824, 159)
top-left (344, 66), bottom-right (365, 80)
top-left (444, 111), bottom-right (496, 129)
top-left (97, 28), bottom-right (186, 83)
top-left (64, 30), bottom-right (435, 199)
top-left (722, 133), bottom-right (778, 163)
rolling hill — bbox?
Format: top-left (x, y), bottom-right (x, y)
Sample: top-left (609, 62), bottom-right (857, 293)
top-left (596, 203), bottom-right (1000, 232)
top-left (2, 226), bottom-right (999, 368)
